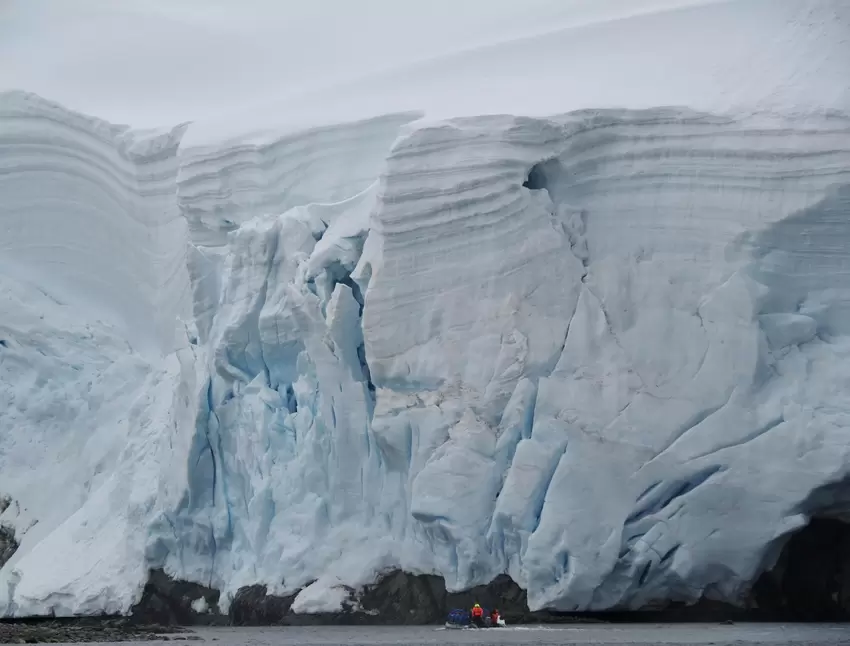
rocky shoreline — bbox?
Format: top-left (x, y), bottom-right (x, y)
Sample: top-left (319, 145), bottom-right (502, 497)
top-left (0, 619), bottom-right (195, 644)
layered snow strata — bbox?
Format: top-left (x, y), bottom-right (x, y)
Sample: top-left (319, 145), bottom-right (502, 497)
top-left (0, 91), bottom-right (191, 354)
top-left (2, 90), bottom-right (850, 618)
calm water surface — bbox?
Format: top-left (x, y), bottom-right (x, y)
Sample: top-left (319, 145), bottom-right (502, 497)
top-left (106, 623), bottom-right (850, 646)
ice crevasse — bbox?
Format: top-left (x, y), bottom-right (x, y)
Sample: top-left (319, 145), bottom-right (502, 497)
top-left (1, 0), bottom-right (850, 618)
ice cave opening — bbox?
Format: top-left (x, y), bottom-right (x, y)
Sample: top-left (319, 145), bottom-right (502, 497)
top-left (522, 158), bottom-right (562, 192)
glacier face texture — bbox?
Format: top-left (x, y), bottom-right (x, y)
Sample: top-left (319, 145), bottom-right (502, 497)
top-left (2, 0), bottom-right (850, 618)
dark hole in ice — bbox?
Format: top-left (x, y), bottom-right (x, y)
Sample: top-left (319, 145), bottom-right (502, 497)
top-left (522, 162), bottom-right (548, 190)
top-left (340, 274), bottom-right (364, 318)
top-left (284, 384), bottom-right (298, 414)
top-left (638, 562), bottom-right (651, 587)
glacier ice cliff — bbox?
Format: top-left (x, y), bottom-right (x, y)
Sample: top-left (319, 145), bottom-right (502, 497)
top-left (2, 0), bottom-right (850, 620)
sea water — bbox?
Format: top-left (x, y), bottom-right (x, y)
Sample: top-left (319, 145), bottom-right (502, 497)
top-left (98, 623), bottom-right (850, 646)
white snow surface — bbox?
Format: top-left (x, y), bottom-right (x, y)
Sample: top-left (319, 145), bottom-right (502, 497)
top-left (1, 0), bottom-right (850, 618)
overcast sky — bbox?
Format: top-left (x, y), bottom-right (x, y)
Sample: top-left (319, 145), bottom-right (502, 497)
top-left (0, 0), bottom-right (721, 126)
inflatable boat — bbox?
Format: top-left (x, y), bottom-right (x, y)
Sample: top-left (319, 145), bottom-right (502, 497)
top-left (444, 608), bottom-right (506, 629)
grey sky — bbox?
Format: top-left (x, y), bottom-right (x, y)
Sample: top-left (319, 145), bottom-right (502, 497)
top-left (0, 0), bottom-right (721, 126)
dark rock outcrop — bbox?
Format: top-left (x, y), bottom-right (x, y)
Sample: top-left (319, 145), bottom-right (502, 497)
top-left (130, 569), bottom-right (224, 626)
top-left (0, 524), bottom-right (17, 570)
top-left (229, 585), bottom-right (296, 626)
top-left (751, 517), bottom-right (850, 620)
top-left (0, 495), bottom-right (18, 570)
top-left (357, 571), bottom-right (445, 624)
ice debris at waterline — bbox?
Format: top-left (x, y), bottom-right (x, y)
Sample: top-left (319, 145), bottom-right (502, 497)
top-left (1, 0), bottom-right (850, 619)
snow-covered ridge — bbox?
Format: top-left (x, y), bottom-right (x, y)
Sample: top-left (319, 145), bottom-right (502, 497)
top-left (1, 0), bottom-right (850, 619)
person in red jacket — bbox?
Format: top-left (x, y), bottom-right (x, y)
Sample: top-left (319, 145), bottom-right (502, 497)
top-left (490, 608), bottom-right (501, 626)
top-left (471, 603), bottom-right (484, 627)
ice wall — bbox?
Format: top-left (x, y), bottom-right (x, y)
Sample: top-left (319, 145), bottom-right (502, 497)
top-left (357, 109), bottom-right (850, 611)
top-left (151, 107), bottom-right (850, 612)
top-left (1, 0), bottom-right (850, 619)
top-left (0, 92), bottom-right (199, 615)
